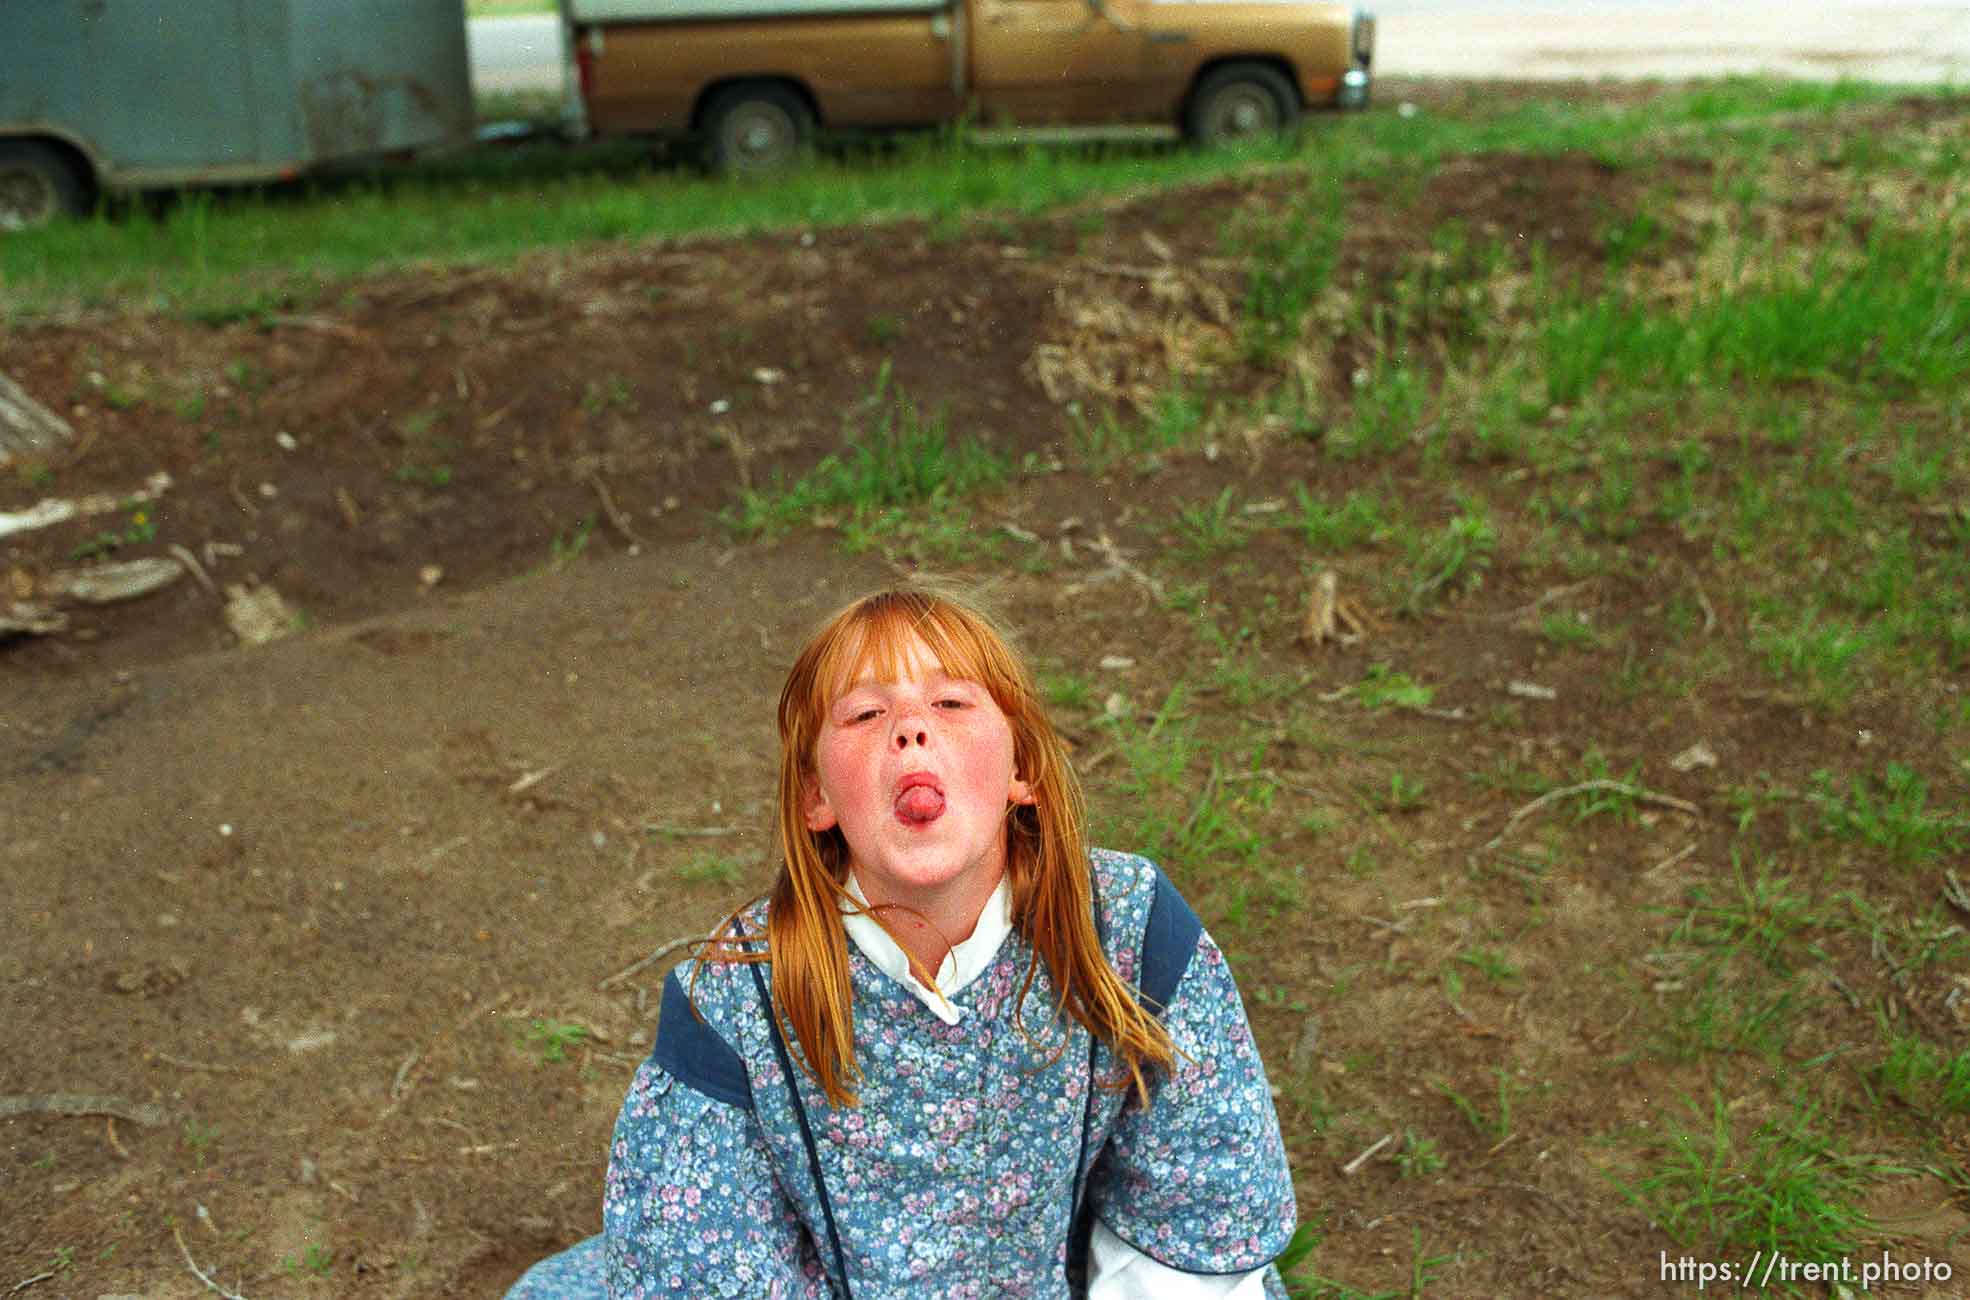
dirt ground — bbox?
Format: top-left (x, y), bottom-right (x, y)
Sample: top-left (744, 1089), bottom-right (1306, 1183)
top-left (5, 84), bottom-right (1967, 1299)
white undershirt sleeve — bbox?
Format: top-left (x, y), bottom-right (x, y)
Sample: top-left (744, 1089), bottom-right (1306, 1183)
top-left (1087, 1219), bottom-right (1272, 1299)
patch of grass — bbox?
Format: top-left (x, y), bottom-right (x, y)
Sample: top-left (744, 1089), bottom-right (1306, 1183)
top-left (838, 490), bottom-right (1003, 566)
top-left (676, 853), bottom-right (741, 886)
top-left (1542, 218), bottom-right (1970, 406)
top-left (1454, 946), bottom-right (1521, 985)
top-left (722, 368), bottom-right (1007, 537)
top-left (1352, 663), bottom-right (1433, 711)
top-left (1330, 361), bottom-right (1427, 461)
top-left (518, 1017), bottom-right (588, 1064)
top-left (284, 1243), bottom-right (335, 1278)
top-left (1395, 1130), bottom-right (1446, 1179)
top-left (1667, 855), bottom-right (1827, 972)
top-left (68, 505), bottom-right (159, 561)
top-left (545, 514), bottom-right (595, 572)
top-left (1399, 503), bottom-right (1496, 614)
top-left (1648, 963), bottom-right (1808, 1062)
top-left (1806, 763), bottom-right (1969, 867)
top-left (1231, 172), bottom-right (1345, 366)
top-left (1292, 485), bottom-right (1392, 552)
top-left (1871, 1034), bottom-right (1970, 1115)
top-left (1039, 668), bottom-right (1097, 712)
top-left (1617, 1091), bottom-right (1873, 1277)
top-left (1749, 601), bottom-right (1874, 708)
top-left (182, 1118), bottom-right (218, 1168)
top-left (1430, 1069), bottom-right (1519, 1142)
top-left (1173, 487), bottom-right (1250, 559)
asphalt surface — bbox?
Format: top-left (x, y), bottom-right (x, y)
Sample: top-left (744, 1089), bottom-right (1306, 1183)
top-left (469, 3), bottom-right (1970, 92)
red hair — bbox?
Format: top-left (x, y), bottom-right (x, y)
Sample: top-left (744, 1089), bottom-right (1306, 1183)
top-left (700, 582), bottom-right (1175, 1108)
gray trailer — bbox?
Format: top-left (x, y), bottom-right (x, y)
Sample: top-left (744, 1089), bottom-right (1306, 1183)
top-left (0, 0), bottom-right (475, 230)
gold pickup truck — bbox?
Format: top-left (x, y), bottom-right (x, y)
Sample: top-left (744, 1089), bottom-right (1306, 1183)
top-left (561, 0), bottom-right (1373, 171)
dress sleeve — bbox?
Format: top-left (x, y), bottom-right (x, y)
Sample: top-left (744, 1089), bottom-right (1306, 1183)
top-left (602, 1058), bottom-right (827, 1300)
top-left (1085, 928), bottom-right (1297, 1276)
top-left (1087, 1220), bottom-right (1274, 1298)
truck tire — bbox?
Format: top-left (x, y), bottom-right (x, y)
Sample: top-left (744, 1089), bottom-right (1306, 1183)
top-left (1184, 64), bottom-right (1299, 147)
top-left (701, 83), bottom-right (814, 177)
top-left (0, 141), bottom-right (91, 231)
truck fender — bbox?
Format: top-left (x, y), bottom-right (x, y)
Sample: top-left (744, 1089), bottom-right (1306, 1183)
top-left (1183, 55), bottom-right (1304, 115)
top-left (689, 77), bottom-right (823, 135)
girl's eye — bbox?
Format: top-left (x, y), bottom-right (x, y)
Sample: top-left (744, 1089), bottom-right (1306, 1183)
top-left (936, 699), bottom-right (966, 710)
top-left (850, 708), bottom-right (881, 723)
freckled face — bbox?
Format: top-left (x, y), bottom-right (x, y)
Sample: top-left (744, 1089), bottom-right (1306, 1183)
top-left (801, 633), bottom-right (1033, 906)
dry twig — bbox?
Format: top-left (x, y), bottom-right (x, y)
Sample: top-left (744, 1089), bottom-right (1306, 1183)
top-left (0, 1094), bottom-right (169, 1126)
top-left (172, 1220), bottom-right (250, 1300)
top-left (167, 544), bottom-right (219, 597)
top-left (1485, 781), bottom-right (1700, 850)
top-left (1643, 843), bottom-right (1699, 877)
top-left (645, 823), bottom-right (739, 838)
top-left (1341, 1133), bottom-right (1395, 1176)
top-left (600, 934), bottom-right (708, 991)
top-left (587, 472), bottom-right (647, 550)
top-left (225, 471), bottom-right (259, 519)
top-left (9, 1273), bottom-right (54, 1295)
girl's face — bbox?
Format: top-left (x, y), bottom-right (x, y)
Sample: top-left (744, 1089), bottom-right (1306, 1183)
top-left (802, 630), bottom-right (1034, 906)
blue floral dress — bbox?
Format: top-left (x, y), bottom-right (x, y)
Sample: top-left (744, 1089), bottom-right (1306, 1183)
top-left (507, 850), bottom-right (1295, 1299)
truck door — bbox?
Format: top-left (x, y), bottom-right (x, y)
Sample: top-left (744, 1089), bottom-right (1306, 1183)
top-left (968, 0), bottom-right (1148, 125)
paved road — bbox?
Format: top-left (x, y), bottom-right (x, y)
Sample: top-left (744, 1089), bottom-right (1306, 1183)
top-left (469, 3), bottom-right (1970, 94)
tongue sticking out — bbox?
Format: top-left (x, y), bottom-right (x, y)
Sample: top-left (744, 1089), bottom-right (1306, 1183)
top-left (895, 786), bottom-right (946, 823)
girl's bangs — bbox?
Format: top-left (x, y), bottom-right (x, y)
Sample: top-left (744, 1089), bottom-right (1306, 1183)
top-left (807, 595), bottom-right (1023, 721)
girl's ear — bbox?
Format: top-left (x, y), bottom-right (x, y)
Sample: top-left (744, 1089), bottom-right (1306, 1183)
top-left (801, 774), bottom-right (839, 831)
top-left (1008, 774), bottom-right (1036, 807)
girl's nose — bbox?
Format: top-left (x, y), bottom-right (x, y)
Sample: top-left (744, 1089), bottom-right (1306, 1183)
top-left (893, 726), bottom-right (928, 749)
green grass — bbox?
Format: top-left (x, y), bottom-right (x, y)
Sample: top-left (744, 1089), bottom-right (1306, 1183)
top-left (720, 368), bottom-right (1008, 537)
top-left (518, 1017), bottom-right (588, 1064)
top-left (1617, 1091), bottom-right (1876, 1283)
top-left (2, 77), bottom-right (1930, 321)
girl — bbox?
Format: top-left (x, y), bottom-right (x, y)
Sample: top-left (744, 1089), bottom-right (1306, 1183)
top-left (508, 585), bottom-right (1295, 1298)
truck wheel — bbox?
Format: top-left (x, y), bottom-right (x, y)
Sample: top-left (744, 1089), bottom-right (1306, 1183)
top-left (701, 83), bottom-right (813, 176)
top-left (1184, 64), bottom-right (1299, 147)
top-left (0, 141), bottom-right (90, 232)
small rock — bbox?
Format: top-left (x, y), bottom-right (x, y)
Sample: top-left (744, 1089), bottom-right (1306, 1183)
top-left (591, 830), bottom-right (607, 850)
top-left (1103, 692), bottom-right (1128, 719)
top-left (1669, 741), bottom-right (1718, 772)
top-left (300, 1156), bottom-right (318, 1184)
top-left (1855, 728), bottom-right (1874, 748)
top-left (157, 912), bottom-right (179, 928)
top-left (286, 1028), bottom-right (337, 1054)
top-left (224, 583), bottom-right (297, 647)
top-left (751, 367), bottom-right (785, 386)
top-left (662, 496), bottom-right (680, 511)
top-left (1099, 655), bottom-right (1135, 671)
top-left (275, 431), bottom-right (298, 452)
top-left (257, 481), bottom-right (278, 499)
top-left (1397, 101), bottom-right (1419, 119)
top-left (1507, 680), bottom-right (1557, 701)
top-left (708, 398), bottom-right (731, 415)
top-left (419, 564), bottom-right (443, 588)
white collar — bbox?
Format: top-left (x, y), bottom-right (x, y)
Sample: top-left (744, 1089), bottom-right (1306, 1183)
top-left (840, 871), bottom-right (1012, 1025)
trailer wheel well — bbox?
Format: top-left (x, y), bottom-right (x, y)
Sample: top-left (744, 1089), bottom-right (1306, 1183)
top-left (1181, 56), bottom-right (1303, 117)
top-left (690, 77), bottom-right (822, 134)
top-left (0, 135), bottom-right (98, 229)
